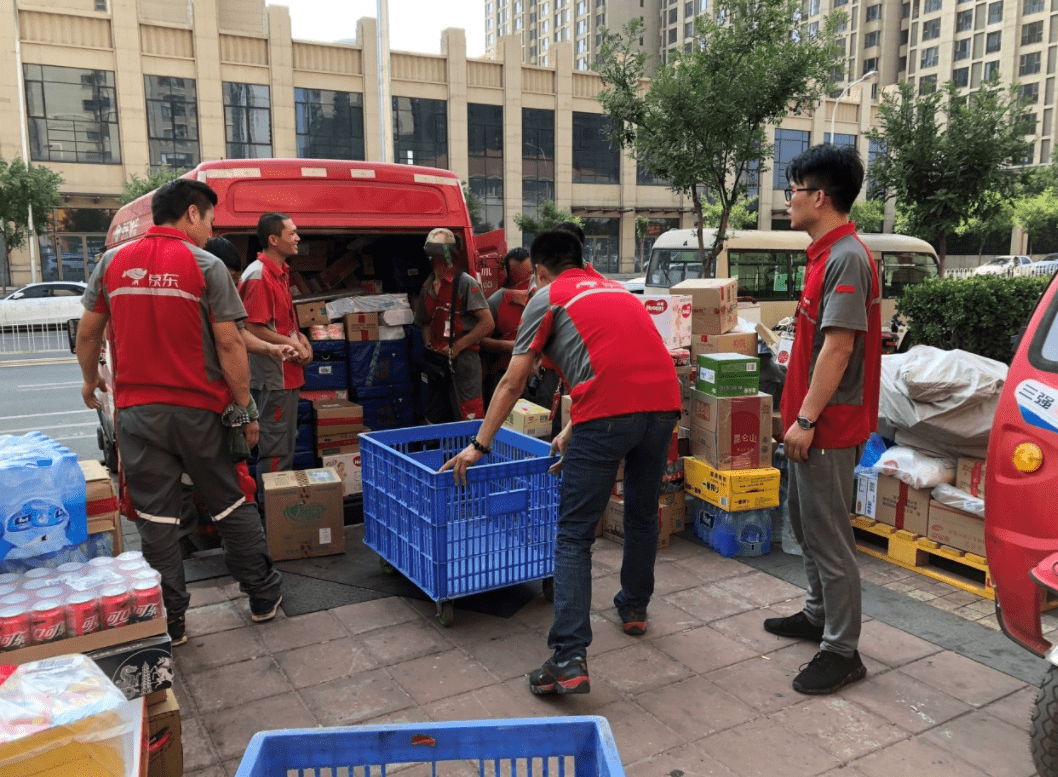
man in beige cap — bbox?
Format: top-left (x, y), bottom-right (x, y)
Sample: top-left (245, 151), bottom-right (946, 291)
top-left (414, 228), bottom-right (494, 421)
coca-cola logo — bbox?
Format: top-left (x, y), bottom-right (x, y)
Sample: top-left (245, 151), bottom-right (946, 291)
top-left (80, 613), bottom-right (98, 632)
top-left (134, 604), bottom-right (158, 619)
top-left (645, 299), bottom-right (668, 315)
top-left (105, 608), bottom-right (130, 627)
top-left (32, 623), bottom-right (63, 642)
top-left (0, 631), bottom-right (26, 648)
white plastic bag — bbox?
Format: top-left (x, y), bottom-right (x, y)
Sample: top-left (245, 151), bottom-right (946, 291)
top-left (871, 445), bottom-right (956, 490)
top-left (931, 483), bottom-right (985, 518)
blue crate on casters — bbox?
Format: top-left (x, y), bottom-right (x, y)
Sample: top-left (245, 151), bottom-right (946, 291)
top-left (236, 716), bottom-right (625, 777)
top-left (360, 420), bottom-right (560, 624)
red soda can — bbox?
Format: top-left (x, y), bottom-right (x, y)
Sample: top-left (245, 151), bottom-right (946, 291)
top-left (23, 568), bottom-right (52, 580)
top-left (99, 585), bottom-right (131, 629)
top-left (33, 586), bottom-right (64, 601)
top-left (64, 593), bottom-right (100, 636)
top-left (22, 579), bottom-right (55, 592)
top-left (0, 606), bottom-right (31, 651)
top-left (29, 599), bottom-right (65, 644)
top-left (0, 593), bottom-right (30, 608)
top-left (130, 581), bottom-right (163, 622)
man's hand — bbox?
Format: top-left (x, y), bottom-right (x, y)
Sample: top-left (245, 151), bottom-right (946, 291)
top-left (244, 420), bottom-right (260, 449)
top-left (784, 423), bottom-right (815, 463)
top-left (81, 377), bottom-right (108, 410)
top-left (268, 343), bottom-right (299, 362)
top-left (548, 423), bottom-right (572, 475)
top-left (440, 445), bottom-right (484, 486)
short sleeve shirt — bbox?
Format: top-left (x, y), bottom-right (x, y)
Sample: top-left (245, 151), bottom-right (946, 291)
top-left (414, 272), bottom-right (489, 343)
top-left (239, 253), bottom-right (305, 391)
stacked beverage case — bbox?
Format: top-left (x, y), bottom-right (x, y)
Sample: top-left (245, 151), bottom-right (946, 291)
top-left (0, 551), bottom-right (163, 651)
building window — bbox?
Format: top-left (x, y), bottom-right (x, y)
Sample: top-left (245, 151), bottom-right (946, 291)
top-left (1019, 112), bottom-right (1037, 134)
top-left (1024, 0), bottom-right (1044, 13)
top-left (1022, 20), bottom-right (1044, 45)
top-left (921, 46), bottom-right (939, 67)
top-left (985, 31), bottom-right (1002, 53)
top-left (902, 1), bottom-right (910, 15)
top-left (923, 0), bottom-right (942, 11)
top-left (37, 207), bottom-right (114, 284)
top-left (919, 74), bottom-right (938, 93)
top-left (467, 104), bottom-right (503, 232)
top-left (1021, 51), bottom-right (1043, 75)
top-left (956, 9), bottom-right (972, 31)
top-left (922, 19), bottom-right (941, 39)
top-left (864, 57), bottom-right (878, 75)
top-left (1021, 81), bottom-right (1040, 103)
top-left (867, 137), bottom-right (886, 200)
top-left (668, 27), bottom-right (678, 43)
top-left (685, 21), bottom-right (694, 36)
top-left (393, 96), bottom-right (448, 168)
top-left (984, 60), bottom-right (1000, 79)
top-left (953, 38), bottom-right (970, 60)
top-left (774, 129), bottom-right (810, 189)
top-left (94, 0), bottom-right (107, 10)
top-left (25, 65), bottom-right (120, 164)
top-left (900, 29), bottom-right (909, 44)
top-left (576, 56), bottom-right (587, 69)
top-left (823, 132), bottom-right (857, 147)
top-left (295, 89), bottom-right (364, 161)
top-left (637, 160), bottom-right (670, 186)
top-left (668, 7), bottom-right (678, 22)
top-left (953, 67), bottom-right (969, 86)
top-left (864, 30), bottom-right (880, 47)
top-left (809, 0), bottom-right (821, 14)
top-left (522, 108), bottom-right (555, 229)
top-left (223, 82), bottom-right (271, 159)
top-left (865, 4), bottom-right (882, 20)
top-left (987, 1), bottom-right (1002, 23)
top-left (143, 76), bottom-right (199, 172)
top-left (572, 112), bottom-right (619, 184)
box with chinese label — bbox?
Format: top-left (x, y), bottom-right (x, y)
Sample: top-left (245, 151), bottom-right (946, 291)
top-left (669, 277), bottom-right (738, 335)
top-left (262, 468), bottom-right (345, 561)
top-left (640, 294), bottom-right (692, 349)
top-left (688, 389), bottom-right (772, 470)
top-left (695, 353), bottom-right (760, 397)
top-left (503, 399), bottom-right (552, 438)
top-left (684, 456), bottom-right (780, 511)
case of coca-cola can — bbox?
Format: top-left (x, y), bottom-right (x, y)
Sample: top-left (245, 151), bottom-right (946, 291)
top-left (0, 606), bottom-right (30, 652)
top-left (29, 599), bottom-right (65, 644)
top-left (130, 581), bottom-right (163, 623)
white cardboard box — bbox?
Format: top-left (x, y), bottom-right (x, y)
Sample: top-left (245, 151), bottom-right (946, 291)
top-left (640, 294), bottom-right (692, 349)
top-left (856, 471), bottom-right (878, 520)
top-left (321, 449), bottom-right (363, 496)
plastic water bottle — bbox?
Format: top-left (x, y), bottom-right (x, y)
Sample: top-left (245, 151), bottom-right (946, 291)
top-left (689, 496), bottom-right (716, 545)
top-left (773, 444), bottom-right (803, 556)
top-left (707, 507), bottom-right (772, 558)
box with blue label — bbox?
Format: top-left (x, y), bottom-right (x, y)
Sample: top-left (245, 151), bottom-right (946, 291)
top-left (262, 468), bottom-right (345, 561)
top-left (347, 339), bottom-right (412, 388)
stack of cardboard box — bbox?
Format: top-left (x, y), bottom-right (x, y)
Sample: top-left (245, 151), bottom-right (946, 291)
top-left (80, 459), bottom-right (122, 556)
top-left (313, 399), bottom-right (369, 496)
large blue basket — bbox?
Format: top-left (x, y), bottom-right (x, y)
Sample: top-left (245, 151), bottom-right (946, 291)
top-left (360, 421), bottom-right (560, 602)
top-left (236, 717), bottom-right (625, 777)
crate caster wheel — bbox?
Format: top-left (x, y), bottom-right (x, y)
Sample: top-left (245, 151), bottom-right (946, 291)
top-left (542, 577), bottom-right (555, 603)
top-left (379, 557), bottom-right (396, 575)
top-left (437, 601), bottom-right (455, 627)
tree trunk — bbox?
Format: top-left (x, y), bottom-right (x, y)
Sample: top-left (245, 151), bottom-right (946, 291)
top-left (691, 188), bottom-right (710, 277)
top-left (937, 234), bottom-right (947, 277)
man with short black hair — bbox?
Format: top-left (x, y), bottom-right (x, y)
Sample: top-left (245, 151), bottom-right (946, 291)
top-left (240, 212), bottom-right (313, 486)
top-left (764, 143), bottom-right (881, 694)
top-left (77, 178), bottom-right (284, 645)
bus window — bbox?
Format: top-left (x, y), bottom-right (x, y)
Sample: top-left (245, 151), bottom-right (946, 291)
top-left (728, 250), bottom-right (804, 301)
top-left (646, 248), bottom-right (704, 287)
top-left (882, 252), bottom-right (938, 298)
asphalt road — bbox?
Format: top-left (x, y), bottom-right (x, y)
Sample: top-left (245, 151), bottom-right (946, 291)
top-left (0, 356), bottom-right (104, 463)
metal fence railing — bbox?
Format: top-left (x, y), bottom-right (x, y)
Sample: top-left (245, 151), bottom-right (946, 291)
top-left (0, 320), bottom-right (76, 355)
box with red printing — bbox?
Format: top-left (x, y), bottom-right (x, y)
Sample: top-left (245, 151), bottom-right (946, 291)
top-left (640, 294), bottom-right (692, 349)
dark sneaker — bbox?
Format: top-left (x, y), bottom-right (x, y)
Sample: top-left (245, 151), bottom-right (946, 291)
top-left (528, 658), bottom-right (590, 695)
top-left (167, 617), bottom-right (188, 647)
top-left (793, 650), bottom-right (867, 694)
top-left (618, 609), bottom-right (648, 636)
top-left (249, 595), bottom-right (283, 623)
top-left (763, 611), bottom-right (825, 642)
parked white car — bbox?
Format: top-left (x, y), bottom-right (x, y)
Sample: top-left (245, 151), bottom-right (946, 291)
top-left (972, 255), bottom-right (1034, 276)
top-left (0, 282), bottom-right (87, 327)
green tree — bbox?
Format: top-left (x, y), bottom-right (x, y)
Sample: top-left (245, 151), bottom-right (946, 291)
top-left (702, 199), bottom-right (757, 231)
top-left (462, 181), bottom-right (485, 232)
top-left (635, 215), bottom-right (650, 272)
top-left (512, 201), bottom-right (582, 237)
top-left (118, 165), bottom-right (184, 206)
top-left (849, 199), bottom-right (885, 233)
top-left (0, 157), bottom-right (62, 288)
top-left (1012, 188), bottom-right (1058, 253)
top-left (594, 6), bottom-right (843, 274)
top-left (866, 78), bottom-right (1030, 273)
top-left (957, 191), bottom-right (1014, 258)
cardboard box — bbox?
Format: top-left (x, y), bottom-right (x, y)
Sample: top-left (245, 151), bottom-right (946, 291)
top-left (956, 457), bottom-right (987, 498)
top-left (147, 688), bottom-right (182, 777)
top-left (660, 491), bottom-right (686, 533)
top-left (504, 399), bottom-right (552, 438)
top-left (855, 471), bottom-right (878, 520)
top-left (300, 389), bottom-right (348, 402)
top-left (688, 390), bottom-right (772, 470)
top-left (927, 500), bottom-right (986, 556)
top-left (689, 331), bottom-right (758, 360)
top-left (695, 353), bottom-right (760, 397)
top-left (670, 277), bottom-right (738, 335)
top-left (89, 511), bottom-right (124, 556)
top-left (875, 474), bottom-right (931, 535)
top-left (88, 633), bottom-right (174, 702)
top-left (345, 311), bottom-right (379, 341)
top-left (262, 468), bottom-right (345, 561)
top-left (295, 300), bottom-right (331, 328)
top-left (601, 495), bottom-right (672, 549)
top-left (313, 399), bottom-right (366, 436)
top-left (684, 457), bottom-right (780, 511)
top-left (641, 293), bottom-right (692, 349)
top-left (561, 393), bottom-right (572, 424)
top-left (1, 613), bottom-right (166, 667)
top-left (321, 448), bottom-right (363, 496)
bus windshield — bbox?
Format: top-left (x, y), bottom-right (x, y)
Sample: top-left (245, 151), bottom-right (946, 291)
top-left (646, 249), bottom-right (705, 288)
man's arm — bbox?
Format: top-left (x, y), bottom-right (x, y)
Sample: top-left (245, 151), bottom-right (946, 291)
top-left (479, 335), bottom-right (514, 354)
top-left (452, 307), bottom-right (495, 358)
top-left (77, 310), bottom-right (110, 410)
top-left (783, 327), bottom-right (856, 462)
top-left (213, 320), bottom-right (253, 407)
top-left (240, 328), bottom-right (298, 361)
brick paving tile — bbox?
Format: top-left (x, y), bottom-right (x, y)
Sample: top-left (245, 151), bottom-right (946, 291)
top-left (850, 735), bottom-right (991, 777)
top-left (671, 554), bottom-right (753, 584)
top-left (298, 668), bottom-right (415, 726)
top-left (974, 613), bottom-right (1002, 630)
top-left (957, 599), bottom-right (998, 619)
top-left (184, 600), bottom-right (249, 636)
top-left (421, 681), bottom-right (546, 721)
top-left (390, 649), bottom-right (497, 705)
top-left (593, 698), bottom-right (684, 764)
top-left (624, 742), bottom-right (739, 777)
top-left (840, 667), bottom-right (975, 733)
top-left (713, 570), bottom-right (807, 608)
top-left (921, 709), bottom-right (1038, 777)
top-left (900, 651), bottom-right (1028, 708)
top-left (764, 640), bottom-right (889, 680)
top-left (925, 595), bottom-right (972, 613)
top-left (905, 588), bottom-right (939, 602)
top-left (664, 584), bottom-right (757, 624)
top-left (255, 609), bottom-right (348, 653)
top-left (882, 581), bottom-right (919, 594)
top-left (510, 596), bottom-right (558, 634)
top-left (659, 534), bottom-right (713, 562)
top-left (221, 760), bottom-right (240, 777)
top-left (186, 655), bottom-right (294, 713)
top-left (771, 695), bottom-right (908, 761)
top-left (360, 619), bottom-right (457, 665)
top-left (330, 596), bottom-right (421, 634)
top-left (185, 767), bottom-right (226, 777)
top-left (981, 686), bottom-right (1036, 730)
top-left (201, 691), bottom-right (318, 762)
top-left (589, 642), bottom-right (694, 694)
top-left (587, 610), bottom-right (648, 654)
top-left (181, 715), bottom-right (219, 773)
top-left (652, 624), bottom-right (759, 675)
top-left (503, 674), bottom-right (624, 713)
top-left (705, 655), bottom-right (807, 715)
top-left (590, 572), bottom-right (624, 612)
top-left (653, 559), bottom-right (715, 597)
top-left (597, 596), bottom-right (705, 639)
top-left (698, 715), bottom-right (841, 777)
top-left (274, 636), bottom-right (378, 688)
top-left (634, 675), bottom-right (757, 740)
top-left (708, 606), bottom-right (810, 655)
top-left (176, 625), bottom-right (269, 674)
top-left (463, 628), bottom-right (550, 680)
top-left (858, 618), bottom-right (944, 668)
top-left (426, 609), bottom-right (533, 648)
top-left (187, 580), bottom-right (230, 608)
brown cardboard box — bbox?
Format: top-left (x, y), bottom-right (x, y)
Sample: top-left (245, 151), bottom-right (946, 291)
top-left (927, 500), bottom-right (986, 556)
top-left (688, 389), bottom-right (772, 470)
top-left (561, 393), bottom-right (572, 424)
top-left (504, 399), bottom-right (552, 438)
top-left (601, 495), bottom-right (672, 549)
top-left (295, 300), bottom-right (331, 328)
top-left (345, 311), bottom-right (380, 341)
top-left (669, 277), bottom-right (738, 335)
top-left (956, 457), bottom-right (987, 498)
top-left (659, 491), bottom-right (687, 533)
top-left (313, 399), bottom-right (366, 436)
top-left (689, 331), bottom-right (758, 359)
top-left (262, 468), bottom-right (345, 561)
top-left (88, 511), bottom-right (123, 556)
top-left (684, 457), bottom-right (781, 511)
top-left (147, 688), bottom-right (182, 777)
top-left (875, 474), bottom-right (931, 535)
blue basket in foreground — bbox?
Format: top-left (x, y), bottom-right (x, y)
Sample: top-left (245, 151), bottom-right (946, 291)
top-left (236, 716), bottom-right (624, 777)
top-left (360, 421), bottom-right (561, 602)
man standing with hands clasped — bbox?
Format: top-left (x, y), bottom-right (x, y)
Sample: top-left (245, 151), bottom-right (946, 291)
top-left (764, 144), bottom-right (882, 694)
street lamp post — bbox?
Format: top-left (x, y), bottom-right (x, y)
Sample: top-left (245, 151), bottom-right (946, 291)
top-left (830, 70), bottom-right (877, 144)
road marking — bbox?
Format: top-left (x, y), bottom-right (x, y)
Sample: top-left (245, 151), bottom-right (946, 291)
top-left (0, 357), bottom-right (77, 367)
top-left (0, 409), bottom-right (95, 421)
top-left (16, 381), bottom-right (82, 391)
top-left (1, 421), bottom-right (98, 435)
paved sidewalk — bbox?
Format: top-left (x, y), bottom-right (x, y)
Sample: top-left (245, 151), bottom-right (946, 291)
top-left (152, 528), bottom-right (1045, 777)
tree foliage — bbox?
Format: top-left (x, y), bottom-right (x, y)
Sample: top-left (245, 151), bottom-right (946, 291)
top-left (866, 78), bottom-right (1031, 273)
top-left (594, 3), bottom-right (843, 273)
top-left (849, 199), bottom-right (885, 233)
top-left (513, 201), bottom-right (582, 237)
top-left (1012, 188), bottom-right (1058, 253)
top-left (118, 165), bottom-right (185, 206)
top-left (0, 157), bottom-right (62, 284)
top-left (957, 191), bottom-right (1014, 257)
top-left (462, 182), bottom-right (485, 232)
top-left (702, 198), bottom-right (757, 231)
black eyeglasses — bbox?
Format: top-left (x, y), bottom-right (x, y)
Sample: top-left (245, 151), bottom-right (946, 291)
top-left (784, 187), bottom-right (821, 203)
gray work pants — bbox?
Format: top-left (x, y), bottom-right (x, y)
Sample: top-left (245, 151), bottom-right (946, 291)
top-left (253, 387), bottom-right (300, 493)
top-left (788, 444), bottom-right (865, 658)
top-left (117, 404), bottom-right (282, 624)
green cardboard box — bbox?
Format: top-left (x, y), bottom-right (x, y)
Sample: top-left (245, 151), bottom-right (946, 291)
top-left (695, 353), bottom-right (760, 397)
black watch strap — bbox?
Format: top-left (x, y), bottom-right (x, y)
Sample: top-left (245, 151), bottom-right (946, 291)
top-left (470, 436), bottom-right (491, 455)
top-left (797, 415), bottom-right (816, 429)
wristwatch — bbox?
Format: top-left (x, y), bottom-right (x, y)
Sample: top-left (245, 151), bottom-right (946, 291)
top-left (796, 415), bottom-right (816, 430)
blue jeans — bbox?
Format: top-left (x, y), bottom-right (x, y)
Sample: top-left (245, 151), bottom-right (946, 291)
top-left (548, 410), bottom-right (680, 663)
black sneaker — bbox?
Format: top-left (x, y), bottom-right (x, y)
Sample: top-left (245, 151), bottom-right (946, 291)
top-left (528, 658), bottom-right (590, 695)
top-left (763, 611), bottom-right (825, 642)
top-left (249, 595), bottom-right (282, 623)
top-left (618, 609), bottom-right (648, 636)
top-left (167, 617), bottom-right (188, 647)
top-left (793, 650), bottom-right (867, 694)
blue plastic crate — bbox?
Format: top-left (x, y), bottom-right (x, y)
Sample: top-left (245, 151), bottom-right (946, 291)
top-left (236, 717), bottom-right (624, 777)
top-left (361, 395), bottom-right (416, 430)
top-left (304, 360), bottom-right (348, 390)
top-left (360, 421), bottom-right (561, 602)
top-left (348, 339), bottom-right (412, 387)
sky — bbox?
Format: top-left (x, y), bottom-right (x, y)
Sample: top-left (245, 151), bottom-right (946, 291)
top-left (275, 0), bottom-right (487, 58)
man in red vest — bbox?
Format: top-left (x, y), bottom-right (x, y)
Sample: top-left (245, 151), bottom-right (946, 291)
top-left (766, 143), bottom-right (882, 694)
top-left (480, 247), bottom-right (533, 407)
top-left (77, 179), bottom-right (283, 646)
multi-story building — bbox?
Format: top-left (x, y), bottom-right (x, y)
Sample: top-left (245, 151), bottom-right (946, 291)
top-left (1, 0), bottom-right (879, 288)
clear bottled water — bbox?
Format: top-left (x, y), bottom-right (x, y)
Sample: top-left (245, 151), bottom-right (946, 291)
top-left (708, 507), bottom-right (772, 558)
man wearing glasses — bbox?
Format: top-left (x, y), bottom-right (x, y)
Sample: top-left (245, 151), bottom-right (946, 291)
top-left (764, 144), bottom-right (881, 694)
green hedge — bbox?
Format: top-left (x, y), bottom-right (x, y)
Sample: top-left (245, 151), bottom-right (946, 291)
top-left (897, 275), bottom-right (1051, 363)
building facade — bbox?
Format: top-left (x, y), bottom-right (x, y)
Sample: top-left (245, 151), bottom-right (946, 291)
top-left (1, 0), bottom-right (880, 287)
